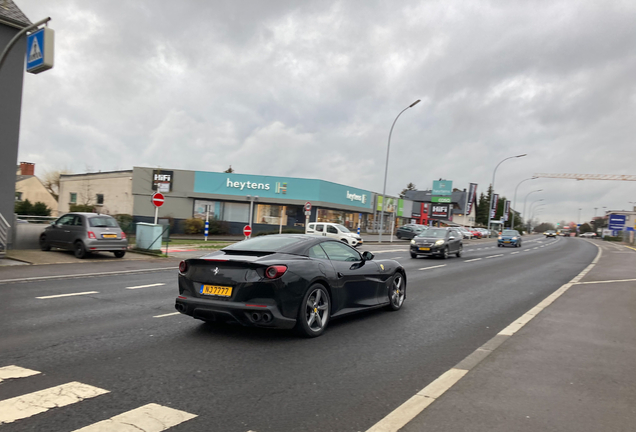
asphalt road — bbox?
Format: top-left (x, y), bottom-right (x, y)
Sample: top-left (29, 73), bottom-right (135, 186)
top-left (0, 235), bottom-right (598, 432)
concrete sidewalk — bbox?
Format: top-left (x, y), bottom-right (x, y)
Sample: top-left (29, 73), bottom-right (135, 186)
top-left (377, 240), bottom-right (636, 432)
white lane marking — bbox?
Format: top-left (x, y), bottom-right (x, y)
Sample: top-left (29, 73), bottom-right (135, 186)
top-left (391, 257), bottom-right (402, 260)
top-left (523, 249), bottom-right (531, 252)
top-left (0, 366), bottom-right (40, 383)
top-left (365, 368), bottom-right (467, 432)
top-left (0, 382), bottom-right (109, 424)
top-left (511, 251), bottom-right (520, 255)
top-left (464, 258), bottom-right (482, 262)
top-left (418, 265), bottom-right (447, 271)
top-left (532, 247), bottom-right (539, 250)
top-left (485, 254), bottom-right (503, 259)
top-left (71, 403), bottom-right (197, 432)
top-left (36, 291), bottom-right (99, 299)
top-left (126, 283), bottom-right (166, 290)
top-left (366, 241), bottom-right (604, 432)
top-left (0, 267), bottom-right (176, 284)
top-left (369, 249), bottom-right (405, 253)
top-left (575, 278), bottom-right (636, 285)
top-left (153, 312), bottom-right (180, 318)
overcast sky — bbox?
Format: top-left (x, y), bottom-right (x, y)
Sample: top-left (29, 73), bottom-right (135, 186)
top-left (16, 0), bottom-right (636, 225)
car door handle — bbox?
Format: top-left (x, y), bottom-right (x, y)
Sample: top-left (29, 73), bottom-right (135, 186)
top-left (337, 272), bottom-right (344, 278)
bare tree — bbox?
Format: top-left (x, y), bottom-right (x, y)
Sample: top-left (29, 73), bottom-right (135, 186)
top-left (41, 168), bottom-right (71, 201)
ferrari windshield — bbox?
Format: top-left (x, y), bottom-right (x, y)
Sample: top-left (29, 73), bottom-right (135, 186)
top-left (224, 235), bottom-right (305, 252)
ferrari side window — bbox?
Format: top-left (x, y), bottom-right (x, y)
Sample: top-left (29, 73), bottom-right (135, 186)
top-left (321, 241), bottom-right (361, 262)
top-left (308, 245), bottom-right (329, 259)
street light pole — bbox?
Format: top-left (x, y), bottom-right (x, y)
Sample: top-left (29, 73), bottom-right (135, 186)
top-left (487, 154), bottom-right (527, 235)
top-left (528, 199), bottom-right (544, 231)
top-left (511, 177), bottom-right (537, 230)
top-left (378, 99), bottom-right (421, 243)
top-left (522, 189), bottom-right (542, 230)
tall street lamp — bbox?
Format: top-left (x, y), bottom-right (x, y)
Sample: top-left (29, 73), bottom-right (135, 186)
top-left (522, 189), bottom-right (542, 226)
top-left (528, 199), bottom-right (544, 231)
top-left (487, 154), bottom-right (527, 233)
top-left (378, 99), bottom-right (421, 243)
top-left (578, 208), bottom-right (582, 226)
top-left (529, 204), bottom-right (546, 232)
top-left (510, 177), bottom-right (537, 230)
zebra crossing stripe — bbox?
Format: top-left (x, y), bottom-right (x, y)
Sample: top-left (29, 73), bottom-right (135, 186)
top-left (72, 403), bottom-right (197, 431)
top-left (0, 381), bottom-right (109, 424)
top-left (0, 365), bottom-right (40, 382)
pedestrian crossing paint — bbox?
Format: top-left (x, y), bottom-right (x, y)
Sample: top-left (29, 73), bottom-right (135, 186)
top-left (0, 366), bottom-right (197, 430)
top-left (0, 365), bottom-right (40, 382)
top-left (72, 403), bottom-right (197, 431)
top-left (0, 381), bottom-right (109, 424)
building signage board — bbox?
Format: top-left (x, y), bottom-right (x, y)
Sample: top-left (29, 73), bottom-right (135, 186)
top-left (431, 205), bottom-right (449, 218)
top-left (152, 170), bottom-right (174, 192)
top-left (376, 196), bottom-right (396, 213)
top-left (432, 180), bottom-right (453, 196)
top-left (432, 197), bottom-right (451, 203)
top-left (26, 27), bottom-right (55, 74)
top-left (194, 171), bottom-right (372, 210)
top-left (608, 214), bottom-right (627, 230)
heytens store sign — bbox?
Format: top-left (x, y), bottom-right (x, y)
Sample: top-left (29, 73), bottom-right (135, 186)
top-left (194, 171), bottom-right (372, 209)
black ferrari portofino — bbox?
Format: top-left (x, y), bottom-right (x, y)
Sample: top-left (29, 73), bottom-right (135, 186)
top-left (175, 234), bottom-right (406, 337)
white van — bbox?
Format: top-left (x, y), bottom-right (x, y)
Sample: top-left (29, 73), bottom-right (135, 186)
top-left (306, 223), bottom-right (363, 247)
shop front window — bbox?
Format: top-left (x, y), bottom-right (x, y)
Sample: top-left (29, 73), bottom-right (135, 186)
top-left (256, 204), bottom-right (287, 225)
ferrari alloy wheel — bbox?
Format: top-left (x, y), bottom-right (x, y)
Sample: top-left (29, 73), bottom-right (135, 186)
top-left (296, 284), bottom-right (330, 337)
top-left (387, 272), bottom-right (406, 311)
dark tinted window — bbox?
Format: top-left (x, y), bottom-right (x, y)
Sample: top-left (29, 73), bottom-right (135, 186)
top-left (326, 225), bottom-right (338, 234)
top-left (89, 216), bottom-right (119, 228)
top-left (308, 245), bottom-right (329, 259)
top-left (423, 228), bottom-right (448, 238)
top-left (320, 241), bottom-right (361, 262)
top-left (224, 236), bottom-right (304, 252)
top-left (315, 224), bottom-right (324, 232)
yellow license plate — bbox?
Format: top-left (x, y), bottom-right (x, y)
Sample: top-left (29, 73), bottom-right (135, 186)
top-left (200, 285), bottom-right (233, 297)
top-left (419, 247), bottom-right (430, 251)
top-left (102, 234), bottom-right (117, 238)
top-left (504, 241), bottom-right (510, 243)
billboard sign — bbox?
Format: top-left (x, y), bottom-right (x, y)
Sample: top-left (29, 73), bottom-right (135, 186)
top-left (490, 194), bottom-right (499, 218)
top-left (153, 170), bottom-right (174, 192)
top-left (466, 183), bottom-right (477, 215)
top-left (432, 180), bottom-right (453, 196)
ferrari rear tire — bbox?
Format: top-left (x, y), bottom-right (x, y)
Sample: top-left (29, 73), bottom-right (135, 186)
top-left (296, 284), bottom-right (330, 338)
top-left (386, 272), bottom-right (406, 311)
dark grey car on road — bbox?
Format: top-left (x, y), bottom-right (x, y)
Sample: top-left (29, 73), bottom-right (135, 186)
top-left (410, 227), bottom-right (463, 259)
top-left (39, 212), bottom-right (128, 259)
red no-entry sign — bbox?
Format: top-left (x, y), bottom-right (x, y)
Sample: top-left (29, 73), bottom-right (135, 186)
top-left (151, 192), bottom-right (165, 207)
top-left (243, 225), bottom-right (252, 237)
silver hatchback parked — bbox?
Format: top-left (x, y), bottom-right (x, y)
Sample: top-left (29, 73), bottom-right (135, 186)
top-left (39, 212), bottom-right (128, 259)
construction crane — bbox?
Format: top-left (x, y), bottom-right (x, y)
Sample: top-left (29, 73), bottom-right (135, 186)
top-left (533, 173), bottom-right (636, 181)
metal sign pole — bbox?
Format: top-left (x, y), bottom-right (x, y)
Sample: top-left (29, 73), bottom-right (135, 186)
top-left (205, 205), bottom-right (210, 241)
top-left (153, 206), bottom-right (158, 225)
top-left (279, 206), bottom-right (283, 234)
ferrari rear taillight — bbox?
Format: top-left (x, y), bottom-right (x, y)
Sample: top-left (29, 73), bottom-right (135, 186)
top-left (87, 231), bottom-right (97, 239)
top-left (265, 265), bottom-right (287, 279)
top-left (179, 260), bottom-right (188, 273)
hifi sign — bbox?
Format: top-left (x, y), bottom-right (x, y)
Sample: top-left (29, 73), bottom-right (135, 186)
top-left (431, 205), bottom-right (449, 218)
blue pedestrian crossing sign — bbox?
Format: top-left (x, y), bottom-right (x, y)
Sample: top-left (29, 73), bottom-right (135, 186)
top-left (26, 27), bottom-right (55, 74)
